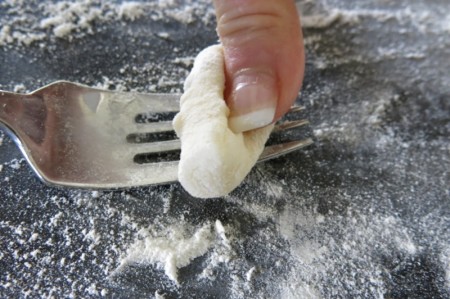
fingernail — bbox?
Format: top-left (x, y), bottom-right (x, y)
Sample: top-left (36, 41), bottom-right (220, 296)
top-left (228, 70), bottom-right (277, 133)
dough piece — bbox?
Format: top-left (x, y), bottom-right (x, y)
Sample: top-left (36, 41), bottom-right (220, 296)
top-left (173, 45), bottom-right (274, 198)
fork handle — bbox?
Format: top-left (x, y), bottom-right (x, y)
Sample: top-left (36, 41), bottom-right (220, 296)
top-left (0, 90), bottom-right (47, 143)
top-left (0, 91), bottom-right (24, 127)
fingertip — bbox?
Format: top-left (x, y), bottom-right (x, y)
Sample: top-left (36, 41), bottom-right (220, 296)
top-left (215, 0), bottom-right (305, 130)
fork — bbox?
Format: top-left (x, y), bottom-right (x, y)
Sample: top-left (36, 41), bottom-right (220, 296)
top-left (0, 81), bottom-right (313, 189)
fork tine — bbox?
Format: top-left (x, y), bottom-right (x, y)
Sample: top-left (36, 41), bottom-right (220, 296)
top-left (258, 138), bottom-right (314, 162)
top-left (273, 119), bottom-right (309, 132)
top-left (129, 93), bottom-right (181, 110)
top-left (128, 104), bottom-right (305, 126)
top-left (128, 121), bottom-right (174, 134)
top-left (123, 161), bottom-right (179, 185)
top-left (128, 117), bottom-right (309, 136)
top-left (125, 104), bottom-right (311, 163)
top-left (126, 108), bottom-right (310, 156)
top-left (108, 91), bottom-right (181, 114)
top-left (127, 137), bottom-right (313, 162)
top-left (126, 104), bottom-right (307, 135)
top-left (287, 105), bottom-right (306, 113)
top-left (128, 139), bottom-right (181, 156)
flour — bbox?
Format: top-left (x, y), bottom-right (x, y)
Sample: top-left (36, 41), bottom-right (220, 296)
top-left (155, 290), bottom-right (166, 299)
top-left (118, 2), bottom-right (145, 21)
top-left (39, 1), bottom-right (103, 38)
top-left (0, 25), bottom-right (13, 45)
top-left (0, 0), bottom-right (214, 46)
top-left (173, 56), bottom-right (195, 68)
top-left (173, 45), bottom-right (274, 198)
top-left (115, 220), bottom-right (226, 284)
top-left (0, 0), bottom-right (449, 298)
top-left (8, 159), bottom-right (22, 170)
top-left (299, 3), bottom-right (448, 33)
top-left (443, 248), bottom-right (450, 291)
top-left (12, 84), bottom-right (26, 93)
top-left (300, 9), bottom-right (360, 29)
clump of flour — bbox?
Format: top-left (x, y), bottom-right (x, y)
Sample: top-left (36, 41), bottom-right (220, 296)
top-left (0, 0), bottom-right (214, 46)
top-left (115, 220), bottom-right (230, 284)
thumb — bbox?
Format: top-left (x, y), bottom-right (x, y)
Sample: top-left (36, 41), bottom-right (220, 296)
top-left (213, 0), bottom-right (305, 133)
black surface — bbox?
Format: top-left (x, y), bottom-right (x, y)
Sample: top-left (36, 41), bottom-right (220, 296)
top-left (1, 0), bottom-right (449, 298)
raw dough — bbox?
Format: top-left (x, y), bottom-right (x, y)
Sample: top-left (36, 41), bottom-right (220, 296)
top-left (173, 45), bottom-right (274, 198)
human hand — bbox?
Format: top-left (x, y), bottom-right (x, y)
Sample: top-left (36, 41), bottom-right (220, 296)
top-left (213, 0), bottom-right (305, 133)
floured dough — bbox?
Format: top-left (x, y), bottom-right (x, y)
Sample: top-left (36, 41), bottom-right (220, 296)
top-left (173, 45), bottom-right (274, 198)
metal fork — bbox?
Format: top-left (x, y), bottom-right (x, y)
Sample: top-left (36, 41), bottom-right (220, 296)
top-left (0, 81), bottom-right (313, 189)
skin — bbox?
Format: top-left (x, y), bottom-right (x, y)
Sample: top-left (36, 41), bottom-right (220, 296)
top-left (213, 0), bottom-right (305, 122)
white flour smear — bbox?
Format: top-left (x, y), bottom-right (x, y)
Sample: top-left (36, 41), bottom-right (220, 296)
top-left (114, 221), bottom-right (216, 284)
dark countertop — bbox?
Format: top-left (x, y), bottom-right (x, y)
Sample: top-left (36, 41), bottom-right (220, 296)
top-left (1, 0), bottom-right (449, 298)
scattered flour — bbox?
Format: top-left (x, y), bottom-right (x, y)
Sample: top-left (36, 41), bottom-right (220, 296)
top-left (0, 0), bottom-right (448, 298)
top-left (0, 25), bottom-right (13, 45)
top-left (0, 0), bottom-right (214, 45)
top-left (155, 290), bottom-right (166, 299)
top-left (443, 248), bottom-right (450, 291)
top-left (300, 9), bottom-right (360, 29)
top-left (245, 267), bottom-right (257, 281)
top-left (299, 4), bottom-right (448, 34)
top-left (115, 221), bottom-right (218, 284)
top-left (39, 1), bottom-right (103, 39)
top-left (13, 84), bottom-right (26, 93)
top-left (8, 159), bottom-right (22, 170)
top-left (118, 2), bottom-right (145, 21)
top-left (156, 32), bottom-right (171, 39)
top-left (173, 56), bottom-right (195, 68)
